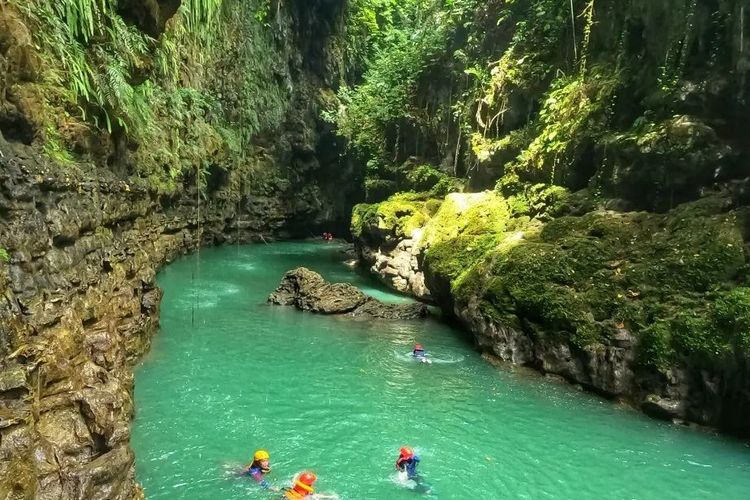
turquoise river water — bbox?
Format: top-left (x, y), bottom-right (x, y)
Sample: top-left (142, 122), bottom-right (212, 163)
top-left (132, 242), bottom-right (750, 499)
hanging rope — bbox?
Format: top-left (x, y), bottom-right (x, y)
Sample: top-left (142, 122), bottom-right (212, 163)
top-left (237, 179), bottom-right (242, 253)
top-left (569, 0), bottom-right (578, 63)
top-left (192, 163), bottom-right (202, 328)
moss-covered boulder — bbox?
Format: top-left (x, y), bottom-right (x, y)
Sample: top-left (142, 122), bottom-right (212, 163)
top-left (351, 192), bottom-right (443, 245)
top-left (598, 116), bottom-right (736, 210)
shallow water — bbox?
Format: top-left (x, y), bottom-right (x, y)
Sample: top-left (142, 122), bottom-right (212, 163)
top-left (132, 242), bottom-right (750, 499)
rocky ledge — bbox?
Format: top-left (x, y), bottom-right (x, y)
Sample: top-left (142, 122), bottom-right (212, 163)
top-left (268, 267), bottom-right (428, 320)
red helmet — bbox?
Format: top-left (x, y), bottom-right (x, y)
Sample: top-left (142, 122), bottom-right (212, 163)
top-left (298, 471), bottom-right (317, 486)
top-left (414, 344), bottom-right (423, 350)
top-left (399, 446), bottom-right (414, 459)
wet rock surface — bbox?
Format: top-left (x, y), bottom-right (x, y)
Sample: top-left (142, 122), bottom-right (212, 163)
top-left (356, 234), bottom-right (431, 300)
top-left (269, 267), bottom-right (428, 320)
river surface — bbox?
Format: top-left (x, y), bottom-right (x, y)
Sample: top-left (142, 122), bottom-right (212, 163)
top-left (132, 242), bottom-right (750, 499)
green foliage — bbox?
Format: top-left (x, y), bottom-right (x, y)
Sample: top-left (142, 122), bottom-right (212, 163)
top-left (337, 0), bottom-right (735, 208)
top-left (406, 165), bottom-right (444, 192)
top-left (502, 183), bottom-right (570, 219)
top-left (713, 288), bottom-right (750, 355)
top-left (638, 321), bottom-right (675, 371)
top-left (50, 0), bottom-right (114, 42)
top-left (335, 0), bottom-right (479, 161)
top-left (12, 0), bottom-right (290, 193)
top-left (0, 248), bottom-right (9, 263)
top-left (474, 0), bottom-right (572, 135)
top-left (510, 68), bottom-right (620, 184)
top-left (16, 0), bottom-right (154, 134)
top-left (334, 0), bottom-right (624, 197)
top-left (183, 0), bottom-right (224, 31)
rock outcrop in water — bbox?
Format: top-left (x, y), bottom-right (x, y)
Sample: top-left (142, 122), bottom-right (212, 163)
top-left (268, 267), bottom-right (428, 320)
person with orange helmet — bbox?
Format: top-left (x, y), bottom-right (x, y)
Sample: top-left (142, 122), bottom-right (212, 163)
top-left (245, 449), bottom-right (279, 491)
top-left (282, 471), bottom-right (338, 499)
top-left (395, 446), bottom-right (421, 480)
top-left (283, 471), bottom-right (316, 498)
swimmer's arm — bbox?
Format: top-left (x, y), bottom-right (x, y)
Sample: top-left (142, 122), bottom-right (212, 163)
top-left (250, 470), bottom-right (276, 490)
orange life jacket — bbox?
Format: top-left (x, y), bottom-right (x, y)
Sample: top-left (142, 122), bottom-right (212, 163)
top-left (283, 480), bottom-right (314, 498)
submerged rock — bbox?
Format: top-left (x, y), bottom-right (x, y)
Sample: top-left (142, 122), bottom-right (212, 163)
top-left (268, 267), bottom-right (428, 320)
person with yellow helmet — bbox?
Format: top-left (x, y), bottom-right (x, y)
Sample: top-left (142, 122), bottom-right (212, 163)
top-left (245, 449), bottom-right (279, 491)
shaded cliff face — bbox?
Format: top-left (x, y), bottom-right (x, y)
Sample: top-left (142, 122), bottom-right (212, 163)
top-left (0, 136), bottom-right (346, 497)
top-left (0, 0), bottom-right (361, 236)
top-left (0, 150), bottom-right (172, 499)
top-left (351, 189), bottom-right (750, 437)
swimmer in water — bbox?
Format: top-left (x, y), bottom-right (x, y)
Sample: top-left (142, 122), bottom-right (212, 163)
top-left (395, 446), bottom-right (420, 480)
top-left (282, 471), bottom-right (338, 499)
top-left (412, 344), bottom-right (432, 364)
top-left (395, 447), bottom-right (433, 494)
top-left (245, 449), bottom-right (279, 491)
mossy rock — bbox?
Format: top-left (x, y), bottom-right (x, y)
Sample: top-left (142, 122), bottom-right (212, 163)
top-left (420, 191), bottom-right (747, 368)
top-left (420, 191), bottom-right (512, 250)
top-left (364, 178), bottom-right (398, 202)
top-left (351, 193), bottom-right (443, 242)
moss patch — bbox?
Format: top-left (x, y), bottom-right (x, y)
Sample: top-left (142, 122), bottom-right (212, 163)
top-left (351, 192), bottom-right (443, 241)
top-left (419, 191), bottom-right (513, 249)
top-left (417, 191), bottom-right (747, 368)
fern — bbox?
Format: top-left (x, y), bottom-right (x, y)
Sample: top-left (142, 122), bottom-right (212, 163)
top-left (51, 0), bottom-right (114, 42)
top-left (183, 0), bottom-right (224, 32)
top-left (105, 14), bottom-right (152, 69)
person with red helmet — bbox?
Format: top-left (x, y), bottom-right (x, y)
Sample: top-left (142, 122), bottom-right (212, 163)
top-left (283, 471), bottom-right (316, 498)
top-left (283, 471), bottom-right (338, 499)
top-left (412, 343), bottom-right (431, 364)
top-left (395, 446), bottom-right (421, 480)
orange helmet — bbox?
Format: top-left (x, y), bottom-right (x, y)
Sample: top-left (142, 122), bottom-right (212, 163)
top-left (414, 344), bottom-right (423, 350)
top-left (399, 446), bottom-right (414, 459)
top-left (299, 471), bottom-right (317, 486)
top-left (292, 471), bottom-right (316, 494)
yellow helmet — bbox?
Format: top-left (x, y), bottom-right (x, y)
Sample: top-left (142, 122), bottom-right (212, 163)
top-left (253, 449), bottom-right (270, 461)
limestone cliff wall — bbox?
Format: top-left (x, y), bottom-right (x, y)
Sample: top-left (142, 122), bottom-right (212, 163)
top-left (0, 142), bottom-right (283, 498)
